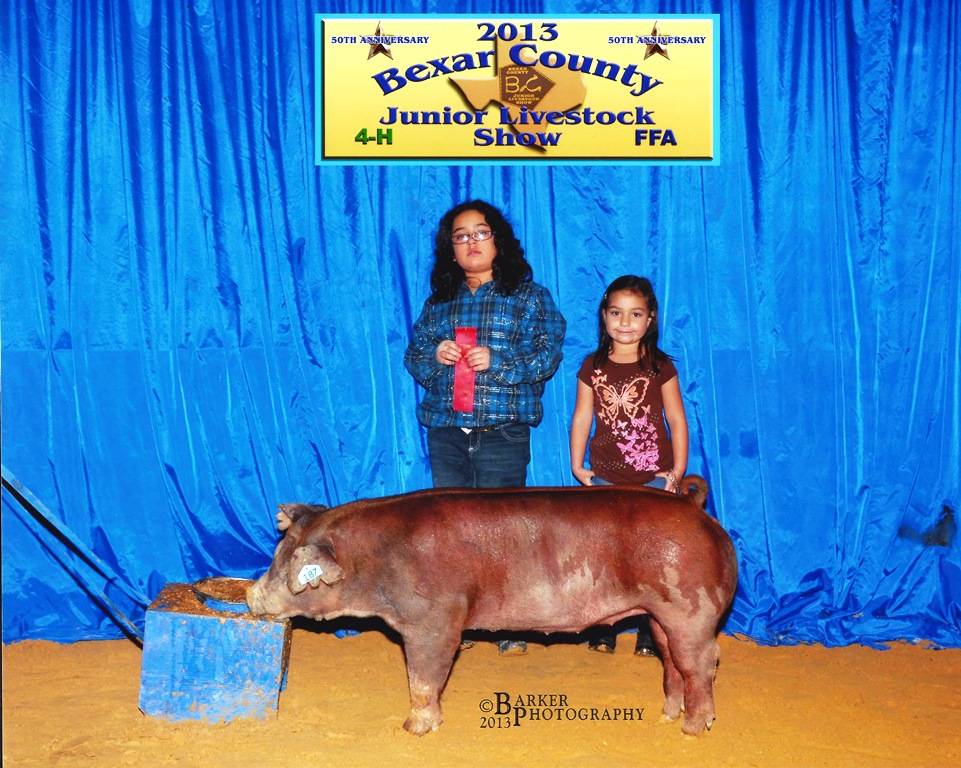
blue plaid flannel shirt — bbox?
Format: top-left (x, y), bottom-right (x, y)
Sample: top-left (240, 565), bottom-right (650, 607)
top-left (404, 281), bottom-right (566, 428)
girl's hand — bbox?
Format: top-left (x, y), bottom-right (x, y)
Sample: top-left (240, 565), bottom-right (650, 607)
top-left (573, 467), bottom-right (595, 486)
top-left (463, 345), bottom-right (491, 372)
top-left (656, 470), bottom-right (680, 494)
top-left (435, 340), bottom-right (464, 366)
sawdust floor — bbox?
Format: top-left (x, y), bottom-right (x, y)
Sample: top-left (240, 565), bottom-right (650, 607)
top-left (3, 626), bottom-right (960, 768)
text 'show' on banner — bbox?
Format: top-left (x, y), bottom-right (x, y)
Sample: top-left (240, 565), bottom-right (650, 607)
top-left (315, 15), bottom-right (719, 165)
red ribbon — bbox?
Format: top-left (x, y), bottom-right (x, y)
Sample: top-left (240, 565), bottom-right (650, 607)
top-left (453, 327), bottom-right (477, 413)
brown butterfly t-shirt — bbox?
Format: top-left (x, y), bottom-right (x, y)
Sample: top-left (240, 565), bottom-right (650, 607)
top-left (577, 355), bottom-right (678, 485)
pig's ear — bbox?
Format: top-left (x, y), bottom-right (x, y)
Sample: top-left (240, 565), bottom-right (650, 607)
top-left (277, 503), bottom-right (329, 532)
top-left (288, 543), bottom-right (344, 594)
top-left (278, 503), bottom-right (328, 523)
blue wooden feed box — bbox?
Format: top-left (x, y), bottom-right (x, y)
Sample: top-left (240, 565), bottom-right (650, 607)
top-left (139, 582), bottom-right (291, 723)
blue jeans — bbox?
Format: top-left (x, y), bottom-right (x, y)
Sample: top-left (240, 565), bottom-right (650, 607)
top-left (427, 425), bottom-right (531, 488)
top-left (591, 475), bottom-right (668, 490)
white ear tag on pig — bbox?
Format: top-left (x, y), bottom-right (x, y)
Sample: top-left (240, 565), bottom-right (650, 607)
top-left (297, 563), bottom-right (323, 585)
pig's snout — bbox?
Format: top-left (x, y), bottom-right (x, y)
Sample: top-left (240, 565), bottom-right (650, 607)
top-left (247, 573), bottom-right (297, 618)
top-left (246, 579), bottom-right (268, 615)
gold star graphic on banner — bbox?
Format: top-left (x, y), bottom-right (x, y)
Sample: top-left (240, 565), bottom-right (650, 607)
top-left (367, 21), bottom-right (392, 60)
top-left (644, 20), bottom-right (670, 61)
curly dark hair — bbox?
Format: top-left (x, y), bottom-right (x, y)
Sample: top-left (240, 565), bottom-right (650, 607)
top-left (591, 275), bottom-right (671, 375)
top-left (427, 200), bottom-right (533, 304)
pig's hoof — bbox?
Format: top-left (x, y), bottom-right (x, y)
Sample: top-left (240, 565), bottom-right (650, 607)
top-left (662, 702), bottom-right (682, 721)
top-left (681, 718), bottom-right (707, 736)
top-left (403, 713), bottom-right (441, 736)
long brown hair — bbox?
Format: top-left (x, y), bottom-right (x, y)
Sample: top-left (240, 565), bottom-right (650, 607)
top-left (591, 275), bottom-right (671, 374)
top-left (427, 200), bottom-right (533, 304)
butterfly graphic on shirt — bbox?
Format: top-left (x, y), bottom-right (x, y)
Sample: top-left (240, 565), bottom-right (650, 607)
top-left (592, 370), bottom-right (650, 425)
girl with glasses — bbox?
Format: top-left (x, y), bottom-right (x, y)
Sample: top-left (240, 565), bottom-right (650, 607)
top-left (404, 200), bottom-right (566, 656)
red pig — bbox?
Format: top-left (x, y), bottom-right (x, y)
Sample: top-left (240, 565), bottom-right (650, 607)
top-left (247, 477), bottom-right (737, 736)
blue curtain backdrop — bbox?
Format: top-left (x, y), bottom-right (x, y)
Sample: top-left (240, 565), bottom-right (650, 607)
top-left (1, 0), bottom-right (958, 646)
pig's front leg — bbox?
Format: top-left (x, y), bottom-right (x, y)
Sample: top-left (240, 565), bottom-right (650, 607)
top-left (400, 626), bottom-right (463, 735)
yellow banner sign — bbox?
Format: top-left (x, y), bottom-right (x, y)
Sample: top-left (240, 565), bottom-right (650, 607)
top-left (316, 15), bottom-right (718, 164)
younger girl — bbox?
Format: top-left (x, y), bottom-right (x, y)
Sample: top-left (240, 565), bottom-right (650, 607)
top-left (569, 275), bottom-right (689, 654)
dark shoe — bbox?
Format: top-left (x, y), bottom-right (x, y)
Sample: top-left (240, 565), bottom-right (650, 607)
top-left (633, 634), bottom-right (658, 657)
top-left (634, 615), bottom-right (658, 657)
top-left (498, 640), bottom-right (527, 656)
top-left (588, 639), bottom-right (616, 654)
top-left (586, 628), bottom-right (616, 653)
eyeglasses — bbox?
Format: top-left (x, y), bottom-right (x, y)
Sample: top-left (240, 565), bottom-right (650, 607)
top-left (451, 229), bottom-right (494, 245)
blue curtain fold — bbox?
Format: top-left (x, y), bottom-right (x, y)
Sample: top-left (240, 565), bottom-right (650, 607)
top-left (1, 0), bottom-right (958, 646)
